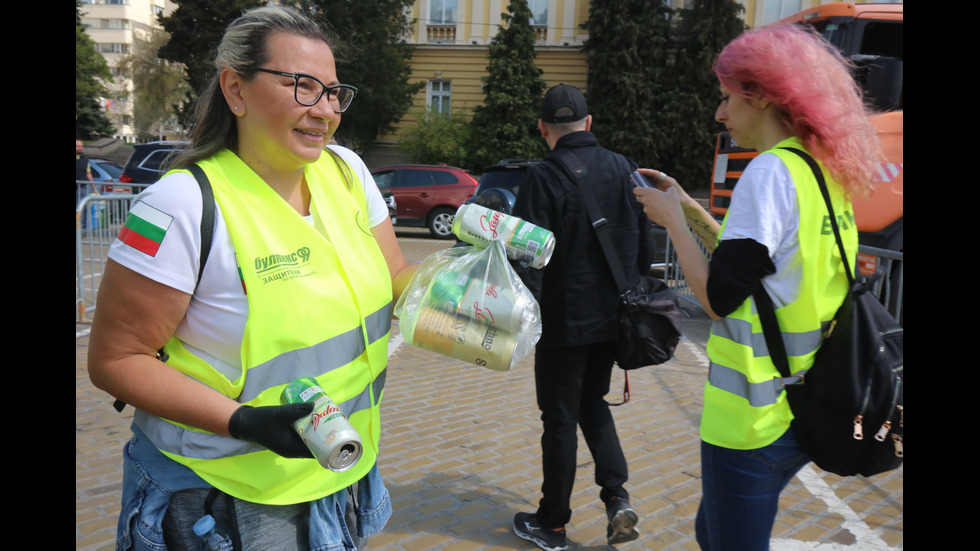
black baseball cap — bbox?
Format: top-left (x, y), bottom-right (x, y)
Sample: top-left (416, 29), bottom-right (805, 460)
top-left (540, 84), bottom-right (588, 123)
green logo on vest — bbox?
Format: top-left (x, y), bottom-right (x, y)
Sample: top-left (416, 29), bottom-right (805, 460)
top-left (254, 247), bottom-right (314, 284)
top-left (821, 210), bottom-right (855, 235)
top-left (355, 209), bottom-right (373, 237)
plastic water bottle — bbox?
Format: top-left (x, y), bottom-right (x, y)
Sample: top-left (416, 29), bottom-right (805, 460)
top-left (192, 514), bottom-right (234, 551)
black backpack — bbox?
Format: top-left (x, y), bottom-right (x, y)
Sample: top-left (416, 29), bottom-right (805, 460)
top-left (755, 148), bottom-right (903, 477)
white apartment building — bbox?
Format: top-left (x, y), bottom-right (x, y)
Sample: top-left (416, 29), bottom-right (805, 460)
top-left (78, 0), bottom-right (177, 143)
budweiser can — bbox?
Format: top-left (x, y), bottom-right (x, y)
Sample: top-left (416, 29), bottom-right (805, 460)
top-left (408, 305), bottom-right (519, 371)
top-left (452, 204), bottom-right (555, 269)
top-left (280, 377), bottom-right (362, 472)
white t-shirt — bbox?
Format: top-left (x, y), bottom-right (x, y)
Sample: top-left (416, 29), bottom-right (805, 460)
top-left (108, 146), bottom-right (388, 379)
top-left (720, 151), bottom-right (802, 307)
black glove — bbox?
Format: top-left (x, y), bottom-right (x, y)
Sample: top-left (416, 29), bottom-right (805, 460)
top-left (228, 403), bottom-right (315, 459)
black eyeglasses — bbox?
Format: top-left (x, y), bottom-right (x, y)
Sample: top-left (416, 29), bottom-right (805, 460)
top-left (255, 68), bottom-right (358, 112)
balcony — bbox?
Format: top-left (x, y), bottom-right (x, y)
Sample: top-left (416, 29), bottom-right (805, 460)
top-left (427, 24), bottom-right (456, 44)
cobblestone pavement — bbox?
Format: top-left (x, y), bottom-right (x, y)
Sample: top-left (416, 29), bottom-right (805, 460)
top-left (76, 230), bottom-right (902, 550)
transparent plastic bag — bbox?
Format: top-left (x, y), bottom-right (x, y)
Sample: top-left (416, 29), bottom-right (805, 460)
top-left (394, 241), bottom-right (542, 371)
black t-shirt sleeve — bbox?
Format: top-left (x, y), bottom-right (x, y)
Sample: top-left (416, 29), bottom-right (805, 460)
top-left (706, 238), bottom-right (776, 317)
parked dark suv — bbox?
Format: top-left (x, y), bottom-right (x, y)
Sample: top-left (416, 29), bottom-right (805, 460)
top-left (470, 159), bottom-right (539, 211)
top-left (120, 141), bottom-right (189, 184)
top-left (370, 164), bottom-right (479, 238)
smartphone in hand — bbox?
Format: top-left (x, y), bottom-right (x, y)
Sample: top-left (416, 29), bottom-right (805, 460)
top-left (630, 170), bottom-right (655, 188)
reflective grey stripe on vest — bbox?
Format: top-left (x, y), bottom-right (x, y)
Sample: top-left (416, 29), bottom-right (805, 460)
top-left (238, 302), bottom-right (391, 403)
top-left (711, 316), bottom-right (824, 358)
top-left (707, 362), bottom-right (808, 407)
top-left (135, 372), bottom-right (383, 459)
top-left (139, 302), bottom-right (392, 460)
top-left (708, 316), bottom-right (829, 406)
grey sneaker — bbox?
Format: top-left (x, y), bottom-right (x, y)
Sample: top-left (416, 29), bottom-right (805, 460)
top-left (514, 512), bottom-right (568, 551)
top-left (606, 498), bottom-right (639, 545)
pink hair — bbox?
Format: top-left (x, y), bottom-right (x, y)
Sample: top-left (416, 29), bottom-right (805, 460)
top-left (713, 24), bottom-right (882, 197)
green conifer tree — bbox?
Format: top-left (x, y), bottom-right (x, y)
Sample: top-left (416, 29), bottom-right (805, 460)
top-left (582, 0), bottom-right (672, 168)
top-left (661, 0), bottom-right (745, 192)
top-left (467, 0), bottom-right (549, 170)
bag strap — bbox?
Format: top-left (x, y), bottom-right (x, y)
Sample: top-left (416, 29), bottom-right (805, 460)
top-left (781, 148), bottom-right (854, 284)
top-left (754, 147), bottom-right (846, 381)
top-left (549, 148), bottom-right (631, 296)
top-left (754, 287), bottom-right (793, 380)
top-left (112, 163), bottom-right (215, 414)
top-left (549, 148), bottom-right (632, 401)
top-left (187, 163), bottom-right (216, 289)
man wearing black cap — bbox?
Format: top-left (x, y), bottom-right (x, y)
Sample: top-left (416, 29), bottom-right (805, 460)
top-left (511, 84), bottom-right (652, 550)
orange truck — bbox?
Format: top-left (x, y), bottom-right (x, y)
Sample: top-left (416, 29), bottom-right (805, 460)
top-left (708, 2), bottom-right (903, 254)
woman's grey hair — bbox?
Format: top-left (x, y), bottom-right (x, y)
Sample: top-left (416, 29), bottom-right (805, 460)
top-left (172, 5), bottom-right (337, 169)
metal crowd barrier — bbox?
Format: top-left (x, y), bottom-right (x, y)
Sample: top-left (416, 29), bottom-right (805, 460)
top-left (661, 236), bottom-right (904, 325)
top-left (76, 191), bottom-right (137, 323)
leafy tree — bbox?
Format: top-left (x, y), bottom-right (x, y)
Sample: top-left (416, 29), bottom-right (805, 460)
top-left (582, 0), bottom-right (672, 169)
top-left (466, 0), bottom-right (548, 170)
top-left (661, 0), bottom-right (745, 191)
top-left (76, 0), bottom-right (115, 139)
top-left (117, 29), bottom-right (192, 141)
top-left (158, 0), bottom-right (420, 152)
top-left (158, 0), bottom-right (262, 123)
top-left (294, 0), bottom-right (423, 151)
top-left (397, 108), bottom-right (472, 167)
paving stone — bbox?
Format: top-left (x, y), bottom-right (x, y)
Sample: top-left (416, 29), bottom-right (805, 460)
top-left (76, 234), bottom-right (903, 550)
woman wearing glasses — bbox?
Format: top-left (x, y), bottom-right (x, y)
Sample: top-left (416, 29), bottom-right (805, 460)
top-left (89, 6), bottom-right (415, 549)
top-left (633, 25), bottom-right (882, 550)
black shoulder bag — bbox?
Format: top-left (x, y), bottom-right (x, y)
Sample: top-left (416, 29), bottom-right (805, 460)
top-left (754, 147), bottom-right (903, 477)
top-left (550, 149), bottom-right (682, 378)
top-left (112, 164), bottom-right (215, 413)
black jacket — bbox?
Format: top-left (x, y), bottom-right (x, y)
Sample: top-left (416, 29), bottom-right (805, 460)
top-left (512, 131), bottom-right (653, 347)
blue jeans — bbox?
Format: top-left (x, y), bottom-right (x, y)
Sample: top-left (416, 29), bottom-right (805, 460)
top-left (695, 427), bottom-right (810, 551)
top-left (117, 422), bottom-right (390, 551)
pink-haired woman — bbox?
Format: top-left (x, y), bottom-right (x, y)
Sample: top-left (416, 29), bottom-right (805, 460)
top-left (634, 24), bottom-right (883, 550)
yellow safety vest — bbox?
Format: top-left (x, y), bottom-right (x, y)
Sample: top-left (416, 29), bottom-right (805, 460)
top-left (137, 149), bottom-right (392, 505)
top-left (701, 138), bottom-right (857, 450)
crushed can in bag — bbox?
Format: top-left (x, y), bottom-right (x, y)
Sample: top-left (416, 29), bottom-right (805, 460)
top-left (452, 203), bottom-right (555, 269)
top-left (280, 377), bottom-right (362, 472)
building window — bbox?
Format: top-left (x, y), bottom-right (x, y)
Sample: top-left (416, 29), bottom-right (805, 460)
top-left (762, 0), bottom-right (802, 26)
top-left (430, 0), bottom-right (456, 24)
top-left (427, 0), bottom-right (457, 42)
top-left (97, 43), bottom-right (130, 54)
top-left (528, 0), bottom-right (548, 26)
top-left (428, 80), bottom-right (451, 115)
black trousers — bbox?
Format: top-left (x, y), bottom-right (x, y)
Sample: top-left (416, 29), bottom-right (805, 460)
top-left (533, 342), bottom-right (629, 528)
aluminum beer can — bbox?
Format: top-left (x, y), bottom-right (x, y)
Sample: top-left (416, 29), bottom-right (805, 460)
top-left (452, 204), bottom-right (555, 269)
top-left (409, 305), bottom-right (519, 371)
top-left (427, 269), bottom-right (528, 333)
top-left (280, 377), bottom-right (363, 472)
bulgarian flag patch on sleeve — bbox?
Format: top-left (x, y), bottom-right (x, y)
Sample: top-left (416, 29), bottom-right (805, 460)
top-left (117, 202), bottom-right (174, 257)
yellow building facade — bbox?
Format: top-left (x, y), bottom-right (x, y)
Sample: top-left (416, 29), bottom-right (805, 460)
top-left (376, 0), bottom-right (594, 144)
top-left (376, 0), bottom-right (895, 149)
